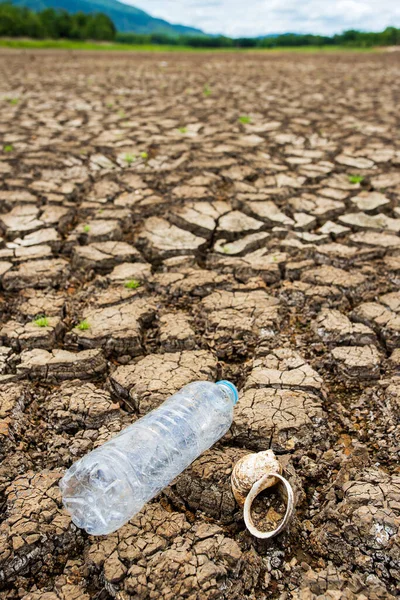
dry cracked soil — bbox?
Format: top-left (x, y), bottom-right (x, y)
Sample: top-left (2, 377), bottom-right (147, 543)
top-left (0, 48), bottom-right (399, 600)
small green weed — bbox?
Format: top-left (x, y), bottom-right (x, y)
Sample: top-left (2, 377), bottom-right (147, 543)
top-left (140, 151), bottom-right (148, 159)
top-left (348, 174), bottom-right (364, 184)
top-left (8, 98), bottom-right (19, 105)
top-left (33, 315), bottom-right (49, 327)
top-left (178, 127), bottom-right (187, 134)
top-left (203, 85), bottom-right (211, 97)
top-left (124, 279), bottom-right (141, 289)
top-left (83, 224), bottom-right (90, 233)
top-left (77, 319), bottom-right (90, 330)
top-left (124, 153), bottom-right (136, 165)
top-left (238, 115), bottom-right (251, 124)
top-left (3, 145), bottom-right (13, 152)
top-left (118, 110), bottom-right (126, 118)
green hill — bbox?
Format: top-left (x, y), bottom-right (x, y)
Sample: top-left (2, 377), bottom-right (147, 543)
top-left (10, 0), bottom-right (203, 34)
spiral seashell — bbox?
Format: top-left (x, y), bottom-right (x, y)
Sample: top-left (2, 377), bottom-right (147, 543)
top-left (231, 450), bottom-right (282, 506)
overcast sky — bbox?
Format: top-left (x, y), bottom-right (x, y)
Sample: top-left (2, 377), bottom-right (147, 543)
top-left (121, 0), bottom-right (400, 37)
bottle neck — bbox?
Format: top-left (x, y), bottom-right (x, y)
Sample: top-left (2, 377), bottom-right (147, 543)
top-left (216, 380), bottom-right (239, 405)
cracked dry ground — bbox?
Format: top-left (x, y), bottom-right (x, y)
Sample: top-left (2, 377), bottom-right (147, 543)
top-left (0, 49), bottom-right (399, 600)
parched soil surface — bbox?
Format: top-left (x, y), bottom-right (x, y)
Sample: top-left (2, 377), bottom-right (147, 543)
top-left (0, 49), bottom-right (399, 599)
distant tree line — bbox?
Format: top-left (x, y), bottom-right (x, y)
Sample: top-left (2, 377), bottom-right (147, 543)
top-left (0, 2), bottom-right (116, 40)
top-left (0, 2), bottom-right (399, 47)
top-left (117, 28), bottom-right (400, 48)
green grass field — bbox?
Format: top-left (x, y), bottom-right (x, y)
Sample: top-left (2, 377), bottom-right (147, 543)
top-left (0, 38), bottom-right (377, 52)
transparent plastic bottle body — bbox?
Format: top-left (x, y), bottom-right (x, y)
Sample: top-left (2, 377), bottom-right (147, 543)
top-left (60, 380), bottom-right (238, 535)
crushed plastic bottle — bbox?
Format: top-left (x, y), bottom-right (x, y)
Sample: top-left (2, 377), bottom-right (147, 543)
top-left (60, 380), bottom-right (238, 535)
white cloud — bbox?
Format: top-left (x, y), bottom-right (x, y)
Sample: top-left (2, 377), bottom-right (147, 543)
top-left (120, 0), bottom-right (400, 36)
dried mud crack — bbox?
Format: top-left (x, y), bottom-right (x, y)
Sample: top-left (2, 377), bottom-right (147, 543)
top-left (0, 49), bottom-right (399, 599)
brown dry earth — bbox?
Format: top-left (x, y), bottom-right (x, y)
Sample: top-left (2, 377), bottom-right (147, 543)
top-left (0, 48), bottom-right (399, 599)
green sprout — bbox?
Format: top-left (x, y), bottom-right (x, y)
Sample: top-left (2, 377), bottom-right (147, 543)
top-left (124, 279), bottom-right (141, 289)
top-left (238, 115), bottom-right (251, 124)
top-left (178, 127), bottom-right (187, 134)
top-left (77, 319), bottom-right (90, 331)
top-left (8, 98), bottom-right (19, 105)
top-left (83, 224), bottom-right (90, 233)
top-left (203, 85), bottom-right (211, 97)
top-left (118, 110), bottom-right (126, 118)
top-left (124, 153), bottom-right (136, 165)
top-left (348, 174), bottom-right (364, 184)
top-left (3, 145), bottom-right (13, 153)
top-left (140, 151), bottom-right (148, 160)
top-left (222, 244), bottom-right (231, 254)
top-left (106, 102), bottom-right (113, 108)
top-left (33, 315), bottom-right (49, 327)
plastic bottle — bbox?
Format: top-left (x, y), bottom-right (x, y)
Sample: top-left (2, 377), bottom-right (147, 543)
top-left (60, 380), bottom-right (238, 535)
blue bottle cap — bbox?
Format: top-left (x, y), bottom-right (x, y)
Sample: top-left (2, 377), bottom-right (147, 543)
top-left (216, 380), bottom-right (239, 405)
